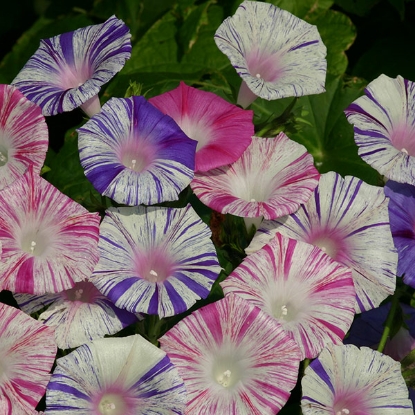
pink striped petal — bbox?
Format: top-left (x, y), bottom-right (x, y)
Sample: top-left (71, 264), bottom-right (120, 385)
top-left (191, 134), bottom-right (319, 219)
top-left (221, 233), bottom-right (355, 359)
top-left (160, 294), bottom-right (301, 415)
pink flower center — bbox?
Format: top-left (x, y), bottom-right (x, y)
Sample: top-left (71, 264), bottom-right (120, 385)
top-left (63, 281), bottom-right (101, 303)
top-left (58, 62), bottom-right (92, 90)
top-left (119, 140), bottom-right (157, 172)
top-left (92, 385), bottom-right (137, 415)
top-left (332, 388), bottom-right (371, 415)
top-left (134, 248), bottom-right (175, 283)
top-left (390, 121), bottom-right (415, 156)
top-left (245, 49), bottom-right (284, 83)
top-left (306, 228), bottom-right (349, 263)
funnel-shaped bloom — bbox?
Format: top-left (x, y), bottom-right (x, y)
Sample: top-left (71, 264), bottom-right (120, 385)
top-left (0, 303), bottom-right (57, 414)
top-left (301, 344), bottom-right (413, 414)
top-left (160, 294), bottom-right (301, 415)
top-left (191, 134), bottom-right (319, 219)
top-left (0, 167), bottom-right (100, 294)
top-left (46, 335), bottom-right (186, 414)
top-left (91, 204), bottom-right (221, 317)
top-left (0, 84), bottom-right (48, 191)
top-left (345, 75), bottom-right (415, 185)
top-left (14, 281), bottom-right (140, 349)
top-left (247, 172), bottom-right (397, 313)
top-left (78, 95), bottom-right (196, 206)
top-left (214, 1), bottom-right (327, 108)
top-left (149, 82), bottom-right (254, 172)
top-left (12, 16), bottom-right (131, 117)
top-left (221, 233), bottom-right (355, 360)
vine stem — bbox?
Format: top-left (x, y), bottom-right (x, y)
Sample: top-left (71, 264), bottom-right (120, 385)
top-left (377, 290), bottom-right (400, 353)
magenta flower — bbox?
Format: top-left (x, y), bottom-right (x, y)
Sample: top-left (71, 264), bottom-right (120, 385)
top-left (149, 82), bottom-right (254, 172)
top-left (0, 167), bottom-right (100, 294)
top-left (191, 133), bottom-right (319, 220)
top-left (12, 16), bottom-right (131, 117)
top-left (160, 294), bottom-right (301, 415)
top-left (0, 302), bottom-right (57, 414)
top-left (214, 1), bottom-right (327, 108)
top-left (221, 233), bottom-right (355, 359)
top-left (45, 335), bottom-right (186, 414)
top-left (0, 84), bottom-right (48, 191)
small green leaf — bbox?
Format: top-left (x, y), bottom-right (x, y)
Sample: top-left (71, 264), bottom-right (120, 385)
top-left (269, 0), bottom-right (333, 18)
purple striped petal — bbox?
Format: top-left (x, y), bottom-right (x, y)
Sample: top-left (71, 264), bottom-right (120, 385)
top-left (247, 171), bottom-right (397, 313)
top-left (0, 303), bottom-right (57, 413)
top-left (214, 1), bottom-right (327, 107)
top-left (12, 16), bottom-right (131, 116)
top-left (160, 294), bottom-right (301, 415)
top-left (191, 134), bottom-right (319, 219)
top-left (90, 204), bottom-right (221, 317)
top-left (221, 233), bottom-right (355, 359)
top-left (301, 344), bottom-right (413, 414)
top-left (78, 95), bottom-right (196, 206)
top-left (45, 335), bottom-right (186, 414)
top-left (345, 75), bottom-right (415, 185)
top-left (0, 167), bottom-right (100, 294)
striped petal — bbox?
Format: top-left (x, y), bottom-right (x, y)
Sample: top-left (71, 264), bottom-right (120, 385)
top-left (159, 294), bottom-right (301, 415)
top-left (221, 233), bottom-right (355, 359)
top-left (78, 96), bottom-right (196, 206)
top-left (0, 167), bottom-right (100, 294)
top-left (0, 84), bottom-right (48, 190)
top-left (46, 335), bottom-right (186, 414)
top-left (345, 74), bottom-right (415, 185)
top-left (149, 82), bottom-right (254, 172)
top-left (247, 172), bottom-right (397, 313)
top-left (12, 16), bottom-right (131, 116)
top-left (214, 1), bottom-right (327, 107)
top-left (191, 134), bottom-right (319, 219)
top-left (301, 344), bottom-right (413, 414)
top-left (90, 204), bottom-right (221, 317)
top-left (0, 303), bottom-right (57, 413)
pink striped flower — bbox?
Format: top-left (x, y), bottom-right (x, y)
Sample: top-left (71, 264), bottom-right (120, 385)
top-left (0, 302), bottom-right (57, 414)
top-left (149, 82), bottom-right (254, 172)
top-left (191, 133), bottom-right (319, 220)
top-left (0, 84), bottom-right (48, 191)
top-left (0, 167), bottom-right (100, 294)
top-left (221, 233), bottom-right (355, 359)
top-left (159, 294), bottom-right (301, 415)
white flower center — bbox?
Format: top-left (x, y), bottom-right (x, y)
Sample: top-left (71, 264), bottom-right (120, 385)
top-left (255, 73), bottom-right (261, 78)
top-left (147, 269), bottom-right (159, 282)
top-left (401, 147), bottom-right (409, 155)
top-left (0, 150), bottom-right (7, 166)
top-left (336, 409), bottom-right (350, 415)
top-left (21, 229), bottom-right (54, 258)
top-left (217, 369), bottom-right (233, 387)
top-left (98, 394), bottom-right (126, 415)
top-left (211, 350), bottom-right (246, 390)
top-left (280, 304), bottom-right (288, 317)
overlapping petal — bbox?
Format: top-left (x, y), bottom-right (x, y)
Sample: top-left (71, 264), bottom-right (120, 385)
top-left (149, 82), bottom-right (254, 172)
top-left (78, 95), bottom-right (196, 206)
top-left (90, 204), bottom-right (221, 317)
top-left (221, 233), bottom-right (355, 359)
top-left (46, 335), bottom-right (186, 414)
top-left (0, 167), bottom-right (100, 294)
top-left (12, 15), bottom-right (131, 116)
top-left (214, 1), bottom-right (327, 107)
top-left (345, 74), bottom-right (415, 185)
top-left (247, 172), bottom-right (397, 313)
top-left (160, 294), bottom-right (301, 415)
top-left (191, 134), bottom-right (319, 219)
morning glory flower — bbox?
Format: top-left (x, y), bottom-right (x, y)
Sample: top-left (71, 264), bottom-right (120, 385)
top-left (221, 233), bottom-right (355, 360)
top-left (160, 294), bottom-right (301, 415)
top-left (0, 302), bottom-right (57, 414)
top-left (247, 172), bottom-right (398, 313)
top-left (78, 95), bottom-right (196, 206)
top-left (45, 335), bottom-right (186, 414)
top-left (345, 74), bottom-right (415, 185)
top-left (301, 344), bottom-right (413, 414)
top-left (12, 15), bottom-right (131, 117)
top-left (149, 82), bottom-right (254, 172)
top-left (91, 204), bottom-right (221, 317)
top-left (214, 1), bottom-right (327, 108)
top-left (14, 280), bottom-right (140, 349)
top-left (0, 84), bottom-right (48, 191)
top-left (0, 167), bottom-right (100, 294)
top-left (191, 133), bottom-right (319, 220)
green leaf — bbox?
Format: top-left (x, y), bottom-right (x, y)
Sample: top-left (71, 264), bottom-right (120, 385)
top-left (269, 0), bottom-right (333, 18)
top-left (334, 0), bottom-right (380, 16)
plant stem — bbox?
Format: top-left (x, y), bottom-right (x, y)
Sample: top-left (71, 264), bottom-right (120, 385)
top-left (377, 290), bottom-right (400, 353)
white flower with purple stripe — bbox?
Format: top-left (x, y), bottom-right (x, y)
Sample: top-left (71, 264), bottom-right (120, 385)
top-left (78, 96), bottom-right (196, 206)
top-left (246, 172), bottom-right (398, 313)
top-left (12, 15), bottom-right (131, 117)
top-left (46, 335), bottom-right (186, 414)
top-left (301, 344), bottom-right (413, 414)
top-left (345, 75), bottom-right (415, 185)
top-left (90, 204), bottom-right (221, 317)
top-left (214, 1), bottom-right (327, 108)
